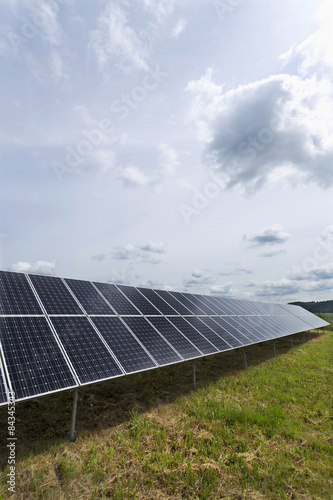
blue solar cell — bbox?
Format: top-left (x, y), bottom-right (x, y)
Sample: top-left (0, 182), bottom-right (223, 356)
top-left (0, 271), bottom-right (43, 315)
top-left (181, 293), bottom-right (217, 315)
top-left (154, 290), bottom-right (193, 315)
top-left (148, 317), bottom-right (201, 360)
top-left (123, 317), bottom-right (181, 366)
top-left (50, 317), bottom-right (123, 384)
top-left (137, 287), bottom-right (178, 315)
top-left (168, 292), bottom-right (207, 315)
top-left (29, 274), bottom-right (83, 315)
top-left (93, 282), bottom-right (139, 315)
top-left (0, 317), bottom-right (77, 401)
top-left (168, 317), bottom-right (217, 355)
top-left (91, 317), bottom-right (156, 373)
top-left (200, 317), bottom-right (245, 348)
top-left (185, 317), bottom-right (232, 351)
top-left (65, 278), bottom-right (115, 315)
top-left (117, 285), bottom-right (161, 315)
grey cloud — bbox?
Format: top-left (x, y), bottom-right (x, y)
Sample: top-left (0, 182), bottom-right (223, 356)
top-left (288, 263), bottom-right (333, 282)
top-left (243, 225), bottom-right (291, 247)
top-left (183, 269), bottom-right (213, 289)
top-left (188, 70), bottom-right (333, 194)
top-left (91, 253), bottom-right (107, 261)
top-left (252, 279), bottom-right (300, 297)
top-left (259, 249), bottom-right (287, 258)
top-left (111, 242), bottom-right (167, 264)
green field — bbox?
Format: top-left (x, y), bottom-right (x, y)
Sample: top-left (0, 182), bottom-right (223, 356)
top-left (316, 312), bottom-right (333, 331)
top-left (0, 329), bottom-right (332, 499)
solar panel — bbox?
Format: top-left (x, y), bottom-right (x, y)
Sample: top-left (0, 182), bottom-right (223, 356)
top-left (148, 317), bottom-right (202, 360)
top-left (65, 278), bottom-right (115, 315)
top-left (0, 317), bottom-right (77, 401)
top-left (168, 317), bottom-right (218, 355)
top-left (29, 274), bottom-right (83, 315)
top-left (50, 317), bottom-right (123, 384)
top-left (154, 290), bottom-right (193, 315)
top-left (181, 293), bottom-right (217, 315)
top-left (91, 317), bottom-right (157, 373)
top-left (93, 282), bottom-right (139, 315)
top-left (0, 270), bottom-right (43, 315)
top-left (137, 287), bottom-right (178, 315)
top-left (123, 317), bottom-right (182, 366)
top-left (185, 317), bottom-right (232, 351)
top-left (168, 291), bottom-right (207, 315)
top-left (117, 285), bottom-right (161, 315)
top-left (200, 317), bottom-right (245, 348)
top-left (0, 269), bottom-right (329, 413)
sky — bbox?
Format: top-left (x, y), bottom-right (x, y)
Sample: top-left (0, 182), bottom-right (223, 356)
top-left (0, 0), bottom-right (332, 303)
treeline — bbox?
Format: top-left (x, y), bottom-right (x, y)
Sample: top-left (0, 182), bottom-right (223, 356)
top-left (289, 300), bottom-right (333, 313)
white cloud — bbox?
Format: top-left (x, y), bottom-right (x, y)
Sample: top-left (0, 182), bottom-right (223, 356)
top-left (209, 282), bottom-right (234, 296)
top-left (11, 260), bottom-right (56, 275)
top-left (243, 224), bottom-right (292, 247)
top-left (50, 50), bottom-right (69, 82)
top-left (186, 66), bottom-right (333, 193)
top-left (159, 143), bottom-right (180, 173)
top-left (250, 279), bottom-right (300, 297)
top-left (111, 242), bottom-right (167, 264)
top-left (117, 165), bottom-right (152, 187)
top-left (183, 268), bottom-right (213, 288)
top-left (141, 0), bottom-right (177, 22)
top-left (171, 19), bottom-right (187, 38)
top-left (89, 2), bottom-right (149, 72)
top-left (259, 249), bottom-right (287, 258)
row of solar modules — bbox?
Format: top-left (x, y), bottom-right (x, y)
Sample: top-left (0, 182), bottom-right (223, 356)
top-left (0, 271), bottom-right (329, 406)
top-left (0, 271), bottom-right (309, 317)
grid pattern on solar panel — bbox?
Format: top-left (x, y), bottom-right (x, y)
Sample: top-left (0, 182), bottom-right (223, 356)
top-left (29, 274), bottom-right (83, 315)
top-left (50, 317), bottom-right (123, 384)
top-left (148, 317), bottom-right (202, 360)
top-left (123, 317), bottom-right (181, 366)
top-left (93, 283), bottom-right (139, 315)
top-left (181, 293), bottom-right (217, 315)
top-left (0, 271), bottom-right (43, 315)
top-left (91, 317), bottom-right (156, 373)
top-left (185, 317), bottom-right (232, 351)
top-left (190, 294), bottom-right (224, 315)
top-left (200, 317), bottom-right (245, 347)
top-left (137, 287), bottom-right (178, 315)
top-left (168, 291), bottom-right (207, 315)
top-left (65, 278), bottom-right (115, 315)
top-left (168, 317), bottom-right (218, 355)
top-left (213, 316), bottom-right (255, 345)
top-left (0, 317), bottom-right (77, 401)
top-left (117, 285), bottom-right (161, 315)
top-left (154, 290), bottom-right (193, 315)
top-left (235, 317), bottom-right (269, 341)
top-left (205, 296), bottom-right (235, 315)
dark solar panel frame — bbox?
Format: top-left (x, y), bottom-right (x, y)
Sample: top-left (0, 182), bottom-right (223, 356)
top-left (0, 344), bottom-right (10, 406)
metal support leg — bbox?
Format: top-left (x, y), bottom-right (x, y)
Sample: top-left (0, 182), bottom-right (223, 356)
top-left (273, 340), bottom-right (276, 357)
top-left (69, 388), bottom-right (79, 442)
top-left (243, 347), bottom-right (247, 369)
top-left (290, 336), bottom-right (293, 348)
top-left (309, 331), bottom-right (311, 339)
top-left (302, 332), bottom-right (305, 343)
top-left (193, 360), bottom-right (196, 389)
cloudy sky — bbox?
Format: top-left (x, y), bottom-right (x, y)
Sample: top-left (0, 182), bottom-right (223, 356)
top-left (1, 0), bottom-right (332, 303)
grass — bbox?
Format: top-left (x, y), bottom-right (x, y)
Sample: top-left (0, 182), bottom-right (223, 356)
top-left (316, 312), bottom-right (333, 331)
top-left (0, 329), bottom-right (332, 499)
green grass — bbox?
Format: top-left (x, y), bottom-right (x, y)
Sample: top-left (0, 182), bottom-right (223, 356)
top-left (316, 312), bottom-right (333, 331)
top-left (0, 330), bottom-right (332, 499)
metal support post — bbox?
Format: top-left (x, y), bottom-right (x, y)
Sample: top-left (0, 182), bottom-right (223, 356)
top-left (309, 331), bottom-right (311, 339)
top-left (193, 360), bottom-right (196, 389)
top-left (243, 347), bottom-right (247, 369)
top-left (290, 336), bottom-right (293, 348)
top-left (273, 340), bottom-right (276, 357)
top-left (302, 332), bottom-right (305, 343)
top-left (69, 388), bottom-right (79, 442)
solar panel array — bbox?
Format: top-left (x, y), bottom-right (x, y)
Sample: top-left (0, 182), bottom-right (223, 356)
top-left (0, 270), bottom-right (329, 405)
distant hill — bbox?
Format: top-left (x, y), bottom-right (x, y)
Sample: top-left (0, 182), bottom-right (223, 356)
top-left (289, 300), bottom-right (333, 313)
